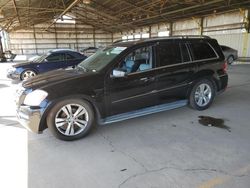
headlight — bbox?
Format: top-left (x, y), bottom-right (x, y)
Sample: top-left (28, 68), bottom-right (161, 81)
top-left (23, 90), bottom-right (48, 106)
top-left (8, 67), bottom-right (16, 73)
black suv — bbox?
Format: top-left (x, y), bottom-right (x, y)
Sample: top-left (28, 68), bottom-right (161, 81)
top-left (16, 36), bottom-right (228, 140)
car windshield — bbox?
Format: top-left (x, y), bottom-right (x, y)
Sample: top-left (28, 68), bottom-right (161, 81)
top-left (78, 46), bottom-right (127, 72)
top-left (33, 53), bottom-right (49, 63)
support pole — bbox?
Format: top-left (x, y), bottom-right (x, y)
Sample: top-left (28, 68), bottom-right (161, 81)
top-left (54, 24), bottom-right (58, 49)
top-left (75, 22), bottom-right (78, 51)
top-left (169, 22), bottom-right (173, 36)
top-left (0, 35), bottom-right (3, 54)
top-left (93, 27), bottom-right (96, 47)
top-left (0, 35), bottom-right (5, 61)
top-left (149, 26), bottom-right (151, 38)
top-left (33, 26), bottom-right (38, 54)
top-left (247, 9), bottom-right (250, 33)
top-left (200, 17), bottom-right (204, 35)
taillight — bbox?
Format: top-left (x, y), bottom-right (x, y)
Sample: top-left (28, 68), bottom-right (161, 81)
top-left (223, 60), bottom-right (228, 73)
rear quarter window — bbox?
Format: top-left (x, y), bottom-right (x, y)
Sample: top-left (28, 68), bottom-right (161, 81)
top-left (189, 42), bottom-right (217, 61)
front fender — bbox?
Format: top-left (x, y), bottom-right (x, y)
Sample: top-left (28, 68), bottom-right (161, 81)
top-left (38, 94), bottom-right (103, 132)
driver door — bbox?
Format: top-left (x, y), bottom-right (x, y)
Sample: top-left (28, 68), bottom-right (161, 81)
top-left (105, 45), bottom-right (158, 116)
top-left (38, 53), bottom-right (65, 73)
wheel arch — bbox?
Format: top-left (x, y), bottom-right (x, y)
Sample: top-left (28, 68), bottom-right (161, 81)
top-left (186, 69), bottom-right (219, 98)
top-left (38, 94), bottom-right (102, 132)
top-left (20, 68), bottom-right (38, 80)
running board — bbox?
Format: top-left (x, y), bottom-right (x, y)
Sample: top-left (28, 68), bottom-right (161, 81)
top-left (100, 100), bottom-right (188, 125)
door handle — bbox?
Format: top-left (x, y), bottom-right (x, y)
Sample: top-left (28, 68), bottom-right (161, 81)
top-left (140, 77), bottom-right (155, 82)
top-left (140, 77), bottom-right (149, 81)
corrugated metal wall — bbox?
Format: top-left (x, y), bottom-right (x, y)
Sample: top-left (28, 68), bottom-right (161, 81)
top-left (116, 11), bottom-right (250, 58)
top-left (6, 10), bottom-right (250, 58)
top-left (8, 21), bottom-right (113, 55)
top-left (210, 33), bottom-right (250, 57)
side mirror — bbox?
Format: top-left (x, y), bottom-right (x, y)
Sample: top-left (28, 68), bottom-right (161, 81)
top-left (112, 69), bottom-right (126, 78)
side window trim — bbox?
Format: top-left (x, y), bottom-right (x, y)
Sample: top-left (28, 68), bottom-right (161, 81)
top-left (180, 43), bottom-right (192, 63)
top-left (118, 45), bottom-right (156, 76)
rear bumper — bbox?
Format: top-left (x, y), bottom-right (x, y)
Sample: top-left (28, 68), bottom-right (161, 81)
top-left (218, 74), bottom-right (228, 92)
top-left (16, 105), bottom-right (44, 134)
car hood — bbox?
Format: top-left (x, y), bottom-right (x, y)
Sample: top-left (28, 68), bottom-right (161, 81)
top-left (22, 68), bottom-right (94, 89)
top-left (13, 61), bottom-right (33, 68)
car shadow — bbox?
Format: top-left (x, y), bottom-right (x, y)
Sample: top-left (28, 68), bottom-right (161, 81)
top-left (0, 84), bottom-right (9, 89)
top-left (0, 115), bottom-right (23, 129)
top-left (11, 79), bottom-right (21, 85)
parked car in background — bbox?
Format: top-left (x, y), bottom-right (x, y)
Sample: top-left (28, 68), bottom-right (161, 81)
top-left (28, 55), bottom-right (40, 62)
top-left (0, 50), bottom-right (16, 62)
top-left (80, 47), bottom-right (99, 57)
top-left (16, 36), bottom-right (228, 141)
top-left (7, 49), bottom-right (87, 80)
top-left (220, 45), bottom-right (238, 64)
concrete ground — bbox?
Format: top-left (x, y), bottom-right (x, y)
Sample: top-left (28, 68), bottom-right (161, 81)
top-left (0, 62), bottom-right (250, 188)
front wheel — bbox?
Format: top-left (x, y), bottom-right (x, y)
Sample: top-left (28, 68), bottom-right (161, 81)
top-left (21, 69), bottom-right (37, 80)
top-left (189, 79), bottom-right (216, 110)
top-left (47, 99), bottom-right (94, 141)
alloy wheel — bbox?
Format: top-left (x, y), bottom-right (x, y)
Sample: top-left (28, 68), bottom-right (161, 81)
top-left (194, 83), bottom-right (212, 107)
top-left (22, 70), bottom-right (36, 80)
top-left (55, 104), bottom-right (89, 136)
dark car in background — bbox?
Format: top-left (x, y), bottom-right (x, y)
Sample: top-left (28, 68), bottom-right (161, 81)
top-left (16, 36), bottom-right (228, 141)
top-left (220, 45), bottom-right (238, 64)
top-left (7, 49), bottom-right (87, 80)
top-left (80, 47), bottom-right (99, 57)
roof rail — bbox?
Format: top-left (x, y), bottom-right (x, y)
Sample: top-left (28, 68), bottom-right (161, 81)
top-left (113, 38), bottom-right (140, 44)
top-left (147, 35), bottom-right (210, 39)
top-left (113, 35), bottom-right (211, 44)
top-left (171, 35), bottom-right (210, 39)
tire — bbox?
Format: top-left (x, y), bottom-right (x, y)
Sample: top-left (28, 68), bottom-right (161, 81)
top-left (227, 55), bottom-right (234, 65)
top-left (21, 69), bottom-right (37, 80)
top-left (47, 99), bottom-right (94, 141)
top-left (189, 79), bottom-right (215, 111)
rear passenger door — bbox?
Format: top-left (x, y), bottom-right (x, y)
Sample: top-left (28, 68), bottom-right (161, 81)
top-left (155, 41), bottom-right (197, 104)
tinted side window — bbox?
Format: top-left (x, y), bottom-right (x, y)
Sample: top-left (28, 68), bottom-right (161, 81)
top-left (189, 42), bottom-right (217, 60)
top-left (180, 43), bottom-right (190, 62)
top-left (66, 54), bottom-right (76, 60)
top-left (157, 43), bottom-right (182, 67)
top-left (46, 53), bottom-right (64, 62)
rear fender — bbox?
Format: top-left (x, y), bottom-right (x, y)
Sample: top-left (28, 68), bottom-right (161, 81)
top-left (186, 70), bottom-right (219, 98)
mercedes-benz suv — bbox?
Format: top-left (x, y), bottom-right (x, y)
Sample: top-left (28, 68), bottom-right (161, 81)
top-left (16, 36), bottom-right (228, 141)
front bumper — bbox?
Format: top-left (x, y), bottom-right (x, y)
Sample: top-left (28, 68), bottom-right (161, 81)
top-left (7, 71), bottom-right (20, 80)
top-left (16, 105), bottom-right (43, 133)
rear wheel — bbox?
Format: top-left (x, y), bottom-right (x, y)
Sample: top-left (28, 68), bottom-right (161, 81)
top-left (47, 99), bottom-right (94, 141)
top-left (21, 69), bottom-right (36, 80)
top-left (189, 79), bottom-right (215, 110)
